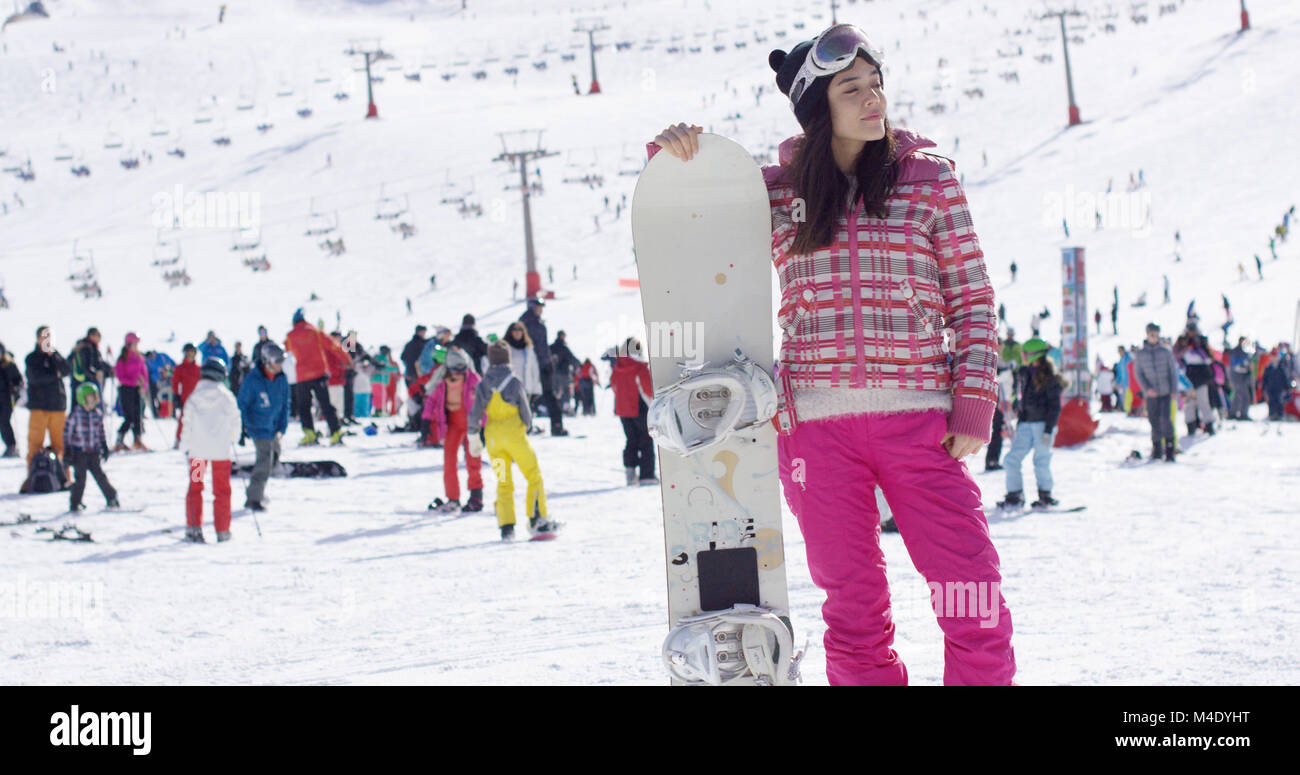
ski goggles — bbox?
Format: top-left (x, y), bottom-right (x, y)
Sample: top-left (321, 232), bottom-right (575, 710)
top-left (789, 24), bottom-right (885, 107)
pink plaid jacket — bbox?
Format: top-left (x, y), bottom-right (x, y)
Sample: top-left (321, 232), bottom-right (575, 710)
top-left (763, 129), bottom-right (998, 442)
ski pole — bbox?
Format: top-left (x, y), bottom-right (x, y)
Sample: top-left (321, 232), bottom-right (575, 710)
top-left (233, 442), bottom-right (262, 538)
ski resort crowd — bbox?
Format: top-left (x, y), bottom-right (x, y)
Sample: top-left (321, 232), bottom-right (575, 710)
top-left (982, 316), bottom-right (1299, 508)
top-left (1, 297), bottom-right (662, 542)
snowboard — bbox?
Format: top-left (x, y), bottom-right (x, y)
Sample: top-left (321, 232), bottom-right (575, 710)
top-left (632, 133), bottom-right (797, 686)
top-left (234, 460), bottom-right (346, 478)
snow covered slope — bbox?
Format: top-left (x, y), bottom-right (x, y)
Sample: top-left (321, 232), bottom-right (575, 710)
top-left (1, 0), bottom-right (1298, 684)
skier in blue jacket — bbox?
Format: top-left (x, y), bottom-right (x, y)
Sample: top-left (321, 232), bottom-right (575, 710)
top-left (199, 331), bottom-right (231, 369)
top-left (236, 343), bottom-right (290, 511)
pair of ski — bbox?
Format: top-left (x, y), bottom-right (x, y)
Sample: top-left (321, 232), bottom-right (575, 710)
top-left (990, 503), bottom-right (1086, 516)
top-left (37, 523), bottom-right (94, 542)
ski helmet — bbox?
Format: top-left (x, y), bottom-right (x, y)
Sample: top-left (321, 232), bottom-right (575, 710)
top-left (260, 342), bottom-right (285, 367)
top-left (75, 382), bottom-right (100, 409)
top-left (200, 357), bottom-right (228, 382)
top-left (443, 347), bottom-right (470, 372)
top-left (1022, 338), bottom-right (1050, 358)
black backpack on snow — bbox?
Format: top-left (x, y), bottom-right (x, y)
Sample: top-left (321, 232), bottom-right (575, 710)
top-left (20, 448), bottom-right (69, 494)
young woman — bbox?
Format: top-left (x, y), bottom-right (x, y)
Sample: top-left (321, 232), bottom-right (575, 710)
top-left (997, 338), bottom-right (1066, 508)
top-left (651, 24), bottom-right (1014, 685)
top-left (114, 332), bottom-right (149, 451)
top-left (502, 322), bottom-right (542, 425)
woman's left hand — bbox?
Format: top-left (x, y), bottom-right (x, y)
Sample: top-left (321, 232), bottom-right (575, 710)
top-left (942, 432), bottom-right (983, 460)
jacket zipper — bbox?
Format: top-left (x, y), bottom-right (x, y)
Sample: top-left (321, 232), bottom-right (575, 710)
top-left (846, 200), bottom-right (865, 387)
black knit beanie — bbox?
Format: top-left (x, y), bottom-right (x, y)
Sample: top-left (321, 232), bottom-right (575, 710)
top-left (770, 39), bottom-right (882, 130)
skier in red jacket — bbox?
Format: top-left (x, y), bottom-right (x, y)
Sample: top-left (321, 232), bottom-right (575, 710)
top-left (171, 343), bottom-right (201, 449)
top-left (608, 338), bottom-right (656, 486)
top-left (284, 309), bottom-right (347, 445)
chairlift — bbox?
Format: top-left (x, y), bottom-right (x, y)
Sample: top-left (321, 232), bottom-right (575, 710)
top-left (304, 204), bottom-right (338, 236)
top-left (241, 251), bottom-right (271, 272)
top-left (103, 130), bottom-right (124, 149)
top-left (404, 71), bottom-right (421, 82)
top-left (374, 185), bottom-right (408, 220)
top-left (194, 105), bottom-right (214, 123)
top-left (315, 68), bottom-right (331, 84)
top-left (439, 182), bottom-right (465, 206)
top-left (618, 153), bottom-right (642, 177)
top-left (150, 118), bottom-right (169, 137)
top-left (213, 131), bottom-right (232, 146)
top-left (561, 154), bottom-right (604, 187)
top-left (231, 226), bottom-right (261, 251)
top-left (67, 243), bottom-right (96, 282)
top-left (276, 82), bottom-right (295, 97)
top-left (297, 99), bottom-right (313, 119)
top-left (69, 163), bottom-right (90, 177)
top-left (392, 221), bottom-right (417, 239)
top-left (53, 139), bottom-right (74, 161)
top-left (152, 231), bottom-right (182, 267)
top-left (236, 92), bottom-right (255, 111)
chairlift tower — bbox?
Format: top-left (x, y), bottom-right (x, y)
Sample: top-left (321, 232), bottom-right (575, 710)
top-left (494, 131), bottom-right (558, 299)
top-left (345, 39), bottom-right (393, 119)
top-left (1042, 8), bottom-right (1085, 127)
top-left (574, 18), bottom-right (609, 94)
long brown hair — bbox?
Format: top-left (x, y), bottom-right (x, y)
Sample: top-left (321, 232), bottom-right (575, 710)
top-left (1030, 353), bottom-right (1067, 391)
top-left (505, 322), bottom-right (532, 349)
top-left (788, 76), bottom-right (899, 255)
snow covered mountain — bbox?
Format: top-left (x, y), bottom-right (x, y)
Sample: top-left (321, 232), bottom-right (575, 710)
top-left (1, 0), bottom-right (1297, 685)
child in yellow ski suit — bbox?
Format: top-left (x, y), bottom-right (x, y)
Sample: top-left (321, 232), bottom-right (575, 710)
top-left (468, 341), bottom-right (552, 540)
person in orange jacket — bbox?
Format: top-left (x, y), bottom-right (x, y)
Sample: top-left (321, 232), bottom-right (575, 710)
top-left (171, 343), bottom-right (201, 449)
top-left (284, 309), bottom-right (348, 445)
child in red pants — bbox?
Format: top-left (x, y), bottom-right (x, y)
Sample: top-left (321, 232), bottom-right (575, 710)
top-left (422, 348), bottom-right (484, 512)
top-left (180, 359), bottom-right (242, 542)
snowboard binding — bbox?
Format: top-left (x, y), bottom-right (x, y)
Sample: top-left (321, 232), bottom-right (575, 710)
top-left (648, 349), bottom-right (777, 456)
top-left (662, 604), bottom-right (802, 686)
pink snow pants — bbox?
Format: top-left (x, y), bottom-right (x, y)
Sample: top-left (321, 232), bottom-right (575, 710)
top-left (777, 410), bottom-right (1016, 686)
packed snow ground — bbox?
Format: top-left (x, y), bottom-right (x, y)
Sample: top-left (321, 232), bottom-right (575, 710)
top-left (4, 407), bottom-right (1297, 685)
top-left (1, 0), bottom-right (1298, 684)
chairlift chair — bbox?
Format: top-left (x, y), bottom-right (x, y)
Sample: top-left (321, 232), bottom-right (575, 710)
top-left (231, 226), bottom-right (261, 251)
top-left (152, 235), bottom-right (181, 267)
top-left (304, 208), bottom-right (338, 236)
top-left (67, 245), bottom-right (96, 283)
top-left (375, 192), bottom-right (408, 221)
